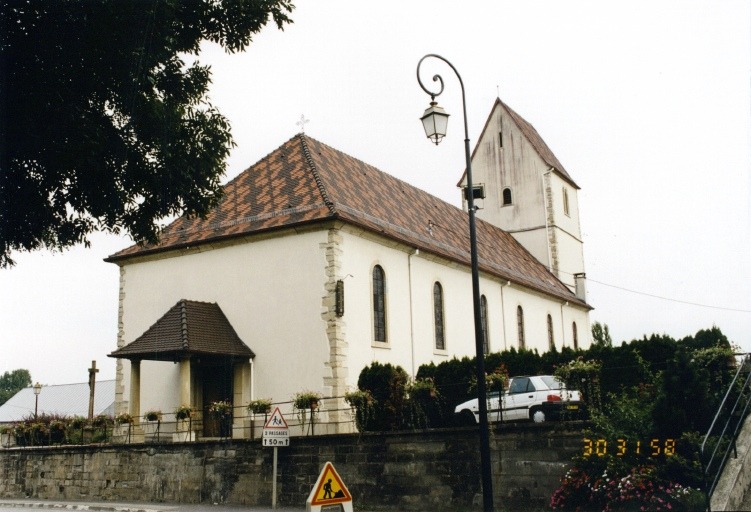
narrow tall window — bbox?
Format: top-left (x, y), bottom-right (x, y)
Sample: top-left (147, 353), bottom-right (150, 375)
top-left (373, 265), bottom-right (386, 342)
top-left (517, 306), bottom-right (525, 349)
top-left (480, 295), bottom-right (489, 354)
top-left (502, 187), bottom-right (513, 206)
top-left (563, 187), bottom-right (570, 216)
top-left (572, 322), bottom-right (579, 350)
top-left (433, 282), bottom-right (445, 350)
top-left (499, 131), bottom-right (503, 148)
top-left (547, 314), bottom-right (555, 350)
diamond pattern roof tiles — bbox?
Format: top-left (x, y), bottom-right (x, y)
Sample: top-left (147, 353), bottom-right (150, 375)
top-left (107, 134), bottom-right (588, 308)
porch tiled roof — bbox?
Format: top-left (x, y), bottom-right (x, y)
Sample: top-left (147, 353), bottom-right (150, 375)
top-left (109, 300), bottom-right (254, 361)
top-left (107, 134), bottom-right (588, 308)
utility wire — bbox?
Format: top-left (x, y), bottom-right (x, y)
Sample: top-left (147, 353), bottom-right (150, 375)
top-left (587, 277), bottom-right (751, 314)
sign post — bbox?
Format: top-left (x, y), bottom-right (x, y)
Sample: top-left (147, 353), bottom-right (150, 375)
top-left (263, 407), bottom-right (290, 509)
top-left (306, 462), bottom-right (353, 512)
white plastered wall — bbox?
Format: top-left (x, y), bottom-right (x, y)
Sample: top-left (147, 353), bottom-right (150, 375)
top-left (116, 229), bottom-right (331, 417)
top-left (114, 223), bottom-right (592, 418)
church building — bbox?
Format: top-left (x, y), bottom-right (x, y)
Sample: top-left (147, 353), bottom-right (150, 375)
top-left (106, 100), bottom-right (591, 438)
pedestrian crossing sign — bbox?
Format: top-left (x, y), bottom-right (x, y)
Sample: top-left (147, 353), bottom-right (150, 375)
top-left (263, 407), bottom-right (289, 430)
top-left (306, 462), bottom-right (352, 512)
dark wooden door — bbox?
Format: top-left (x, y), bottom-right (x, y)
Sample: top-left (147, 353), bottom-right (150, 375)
top-left (201, 362), bottom-right (233, 437)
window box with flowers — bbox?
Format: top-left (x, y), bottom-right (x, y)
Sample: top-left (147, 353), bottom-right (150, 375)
top-left (13, 423), bottom-right (28, 447)
top-left (143, 410), bottom-right (162, 440)
top-left (114, 413), bottom-right (133, 443)
top-left (174, 405), bottom-right (195, 421)
top-left (173, 405), bottom-right (196, 442)
top-left (247, 399), bottom-right (272, 438)
top-left (49, 419), bottom-right (66, 444)
top-left (344, 389), bottom-right (375, 432)
top-left (209, 400), bottom-right (233, 438)
top-left (293, 391), bottom-right (322, 435)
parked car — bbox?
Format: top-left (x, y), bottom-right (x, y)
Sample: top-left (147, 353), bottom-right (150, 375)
top-left (454, 375), bottom-right (583, 424)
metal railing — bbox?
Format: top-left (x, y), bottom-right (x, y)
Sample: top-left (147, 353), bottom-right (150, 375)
top-left (0, 395), bottom-right (370, 448)
top-left (701, 354), bottom-right (751, 501)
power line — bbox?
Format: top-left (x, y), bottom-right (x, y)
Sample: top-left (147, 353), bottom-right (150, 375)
top-left (587, 278), bottom-right (751, 313)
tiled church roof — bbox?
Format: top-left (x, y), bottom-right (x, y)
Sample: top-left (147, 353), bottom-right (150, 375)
top-left (108, 299), bottom-right (254, 361)
top-left (107, 134), bottom-right (588, 308)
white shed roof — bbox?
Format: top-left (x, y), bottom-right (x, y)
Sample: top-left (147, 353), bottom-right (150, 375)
top-left (0, 380), bottom-right (115, 422)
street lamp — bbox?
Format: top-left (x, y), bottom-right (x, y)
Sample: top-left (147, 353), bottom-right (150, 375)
top-left (33, 382), bottom-right (42, 419)
top-left (417, 54), bottom-right (494, 512)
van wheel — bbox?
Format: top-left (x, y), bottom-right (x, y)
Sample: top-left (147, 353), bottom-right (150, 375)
top-left (459, 410), bottom-right (477, 426)
top-left (531, 408), bottom-right (546, 423)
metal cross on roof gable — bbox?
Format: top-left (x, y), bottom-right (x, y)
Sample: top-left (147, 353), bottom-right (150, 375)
top-left (296, 114), bottom-right (310, 133)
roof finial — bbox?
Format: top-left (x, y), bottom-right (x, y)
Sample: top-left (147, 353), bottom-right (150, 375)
top-left (496, 84), bottom-right (500, 99)
top-left (297, 114), bottom-right (310, 133)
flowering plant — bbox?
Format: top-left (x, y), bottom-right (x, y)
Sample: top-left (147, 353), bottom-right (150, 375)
top-left (143, 410), bottom-right (162, 422)
top-left (69, 416), bottom-right (87, 429)
top-left (209, 400), bottom-right (233, 418)
top-left (469, 364), bottom-right (509, 394)
top-left (247, 399), bottom-right (272, 415)
top-left (293, 391), bottom-right (322, 411)
top-left (550, 464), bottom-right (706, 511)
top-left (115, 412), bottom-right (133, 425)
top-left (174, 405), bottom-right (194, 420)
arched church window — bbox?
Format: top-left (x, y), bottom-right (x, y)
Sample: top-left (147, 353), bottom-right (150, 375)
top-left (373, 265), bottom-right (387, 342)
top-left (502, 188), bottom-right (513, 206)
top-left (433, 282), bottom-right (445, 350)
top-left (547, 314), bottom-right (555, 350)
top-left (517, 306), bottom-right (525, 349)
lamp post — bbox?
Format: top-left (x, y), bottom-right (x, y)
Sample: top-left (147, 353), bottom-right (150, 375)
top-left (33, 382), bottom-right (42, 419)
top-left (417, 54), bottom-right (494, 512)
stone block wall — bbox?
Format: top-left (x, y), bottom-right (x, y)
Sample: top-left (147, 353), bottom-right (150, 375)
top-left (0, 423), bottom-right (583, 510)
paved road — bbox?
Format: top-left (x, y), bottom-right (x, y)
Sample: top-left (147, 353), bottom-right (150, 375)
top-left (0, 500), bottom-right (303, 512)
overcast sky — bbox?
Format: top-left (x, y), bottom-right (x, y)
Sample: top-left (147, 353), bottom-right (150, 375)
top-left (2, 0), bottom-right (749, 386)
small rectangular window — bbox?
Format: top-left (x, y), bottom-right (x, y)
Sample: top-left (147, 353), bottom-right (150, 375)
top-left (499, 131), bottom-right (503, 148)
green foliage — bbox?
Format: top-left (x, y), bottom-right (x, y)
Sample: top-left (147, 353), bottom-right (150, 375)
top-left (247, 399), bottom-right (272, 415)
top-left (344, 390), bottom-right (375, 432)
top-left (0, 369), bottom-right (32, 405)
top-left (0, 0), bottom-right (295, 266)
top-left (550, 461), bottom-right (707, 511)
top-left (417, 357), bottom-right (475, 427)
top-left (292, 391), bottom-right (321, 411)
top-left (357, 362), bottom-right (410, 431)
top-left (591, 321), bottom-right (612, 348)
top-left (174, 405), bottom-right (194, 420)
top-left (554, 358), bottom-right (602, 411)
top-left (549, 327), bottom-right (737, 507)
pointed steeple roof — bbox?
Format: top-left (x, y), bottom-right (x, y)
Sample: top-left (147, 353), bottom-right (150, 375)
top-left (107, 134), bottom-right (588, 308)
top-left (466, 98), bottom-right (579, 189)
top-left (108, 299), bottom-right (254, 361)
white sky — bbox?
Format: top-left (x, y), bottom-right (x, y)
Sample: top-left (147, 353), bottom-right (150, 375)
top-left (1, 0), bottom-right (749, 385)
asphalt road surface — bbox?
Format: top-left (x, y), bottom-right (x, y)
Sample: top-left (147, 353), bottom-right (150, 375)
top-left (0, 500), bottom-right (303, 512)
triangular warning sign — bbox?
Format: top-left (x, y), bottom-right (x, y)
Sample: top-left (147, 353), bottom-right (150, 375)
top-left (309, 462), bottom-right (352, 505)
top-left (263, 407), bottom-right (289, 429)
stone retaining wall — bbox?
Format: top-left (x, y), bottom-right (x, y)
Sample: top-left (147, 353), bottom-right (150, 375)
top-left (0, 424), bottom-right (583, 510)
